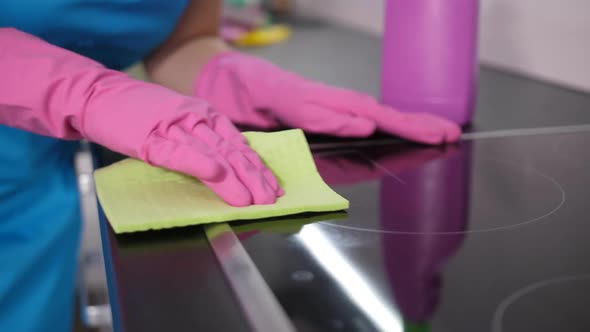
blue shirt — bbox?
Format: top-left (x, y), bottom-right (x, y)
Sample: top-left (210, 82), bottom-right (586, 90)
top-left (0, 0), bottom-right (190, 188)
top-left (0, 2), bottom-right (189, 330)
top-left (0, 0), bottom-right (189, 69)
top-left (0, 0), bottom-right (190, 181)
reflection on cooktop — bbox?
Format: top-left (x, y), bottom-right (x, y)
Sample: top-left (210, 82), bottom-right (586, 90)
top-left (106, 226), bottom-right (251, 332)
top-left (316, 143), bottom-right (565, 234)
top-left (238, 132), bottom-right (590, 332)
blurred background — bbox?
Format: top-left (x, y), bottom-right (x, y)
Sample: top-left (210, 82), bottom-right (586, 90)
top-left (127, 0), bottom-right (590, 91)
top-left (291, 0), bottom-right (590, 92)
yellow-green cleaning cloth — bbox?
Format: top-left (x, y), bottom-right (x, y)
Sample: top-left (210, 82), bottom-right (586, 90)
top-left (94, 129), bottom-right (349, 234)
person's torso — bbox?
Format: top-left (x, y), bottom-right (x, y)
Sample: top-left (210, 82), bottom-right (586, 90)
top-left (0, 0), bottom-right (189, 69)
top-left (0, 0), bottom-right (188, 186)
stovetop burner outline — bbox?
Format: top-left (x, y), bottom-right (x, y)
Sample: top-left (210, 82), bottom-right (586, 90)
top-left (491, 273), bottom-right (590, 332)
top-left (320, 158), bottom-right (566, 235)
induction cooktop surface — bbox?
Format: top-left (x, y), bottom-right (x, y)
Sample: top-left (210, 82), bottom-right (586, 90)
top-left (235, 131), bottom-right (590, 332)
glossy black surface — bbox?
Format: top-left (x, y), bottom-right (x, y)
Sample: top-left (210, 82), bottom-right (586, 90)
top-left (239, 131), bottom-right (590, 332)
top-left (103, 225), bottom-right (250, 332)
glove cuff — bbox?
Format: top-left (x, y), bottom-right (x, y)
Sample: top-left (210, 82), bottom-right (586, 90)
top-left (193, 51), bottom-right (239, 98)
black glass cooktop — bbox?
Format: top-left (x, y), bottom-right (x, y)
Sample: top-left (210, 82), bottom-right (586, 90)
top-left (235, 131), bottom-right (590, 332)
top-left (103, 226), bottom-right (250, 332)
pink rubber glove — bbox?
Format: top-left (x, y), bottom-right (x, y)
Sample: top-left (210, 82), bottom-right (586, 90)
top-left (194, 52), bottom-right (461, 144)
top-left (0, 28), bottom-right (281, 206)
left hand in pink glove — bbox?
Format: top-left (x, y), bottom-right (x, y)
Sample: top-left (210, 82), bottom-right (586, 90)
top-left (194, 52), bottom-right (461, 145)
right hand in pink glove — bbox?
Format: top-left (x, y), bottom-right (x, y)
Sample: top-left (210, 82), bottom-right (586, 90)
top-left (0, 28), bottom-right (282, 206)
top-left (195, 52), bottom-right (461, 145)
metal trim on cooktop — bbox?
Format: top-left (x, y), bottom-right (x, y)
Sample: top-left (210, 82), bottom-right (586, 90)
top-left (204, 223), bottom-right (297, 332)
top-left (310, 124), bottom-right (590, 150)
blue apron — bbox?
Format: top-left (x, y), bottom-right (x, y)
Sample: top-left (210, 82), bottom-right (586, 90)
top-left (0, 0), bottom-right (188, 330)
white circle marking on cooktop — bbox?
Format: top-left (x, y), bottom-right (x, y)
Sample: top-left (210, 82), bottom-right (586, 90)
top-left (319, 159), bottom-right (566, 235)
top-left (491, 274), bottom-right (590, 332)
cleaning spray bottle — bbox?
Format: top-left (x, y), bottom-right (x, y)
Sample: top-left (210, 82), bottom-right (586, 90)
top-left (381, 0), bottom-right (479, 125)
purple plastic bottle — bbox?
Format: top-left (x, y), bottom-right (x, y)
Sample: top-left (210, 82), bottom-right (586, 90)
top-left (381, 0), bottom-right (479, 125)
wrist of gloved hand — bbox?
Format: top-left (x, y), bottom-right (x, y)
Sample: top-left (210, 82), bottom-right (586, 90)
top-left (194, 51), bottom-right (283, 129)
